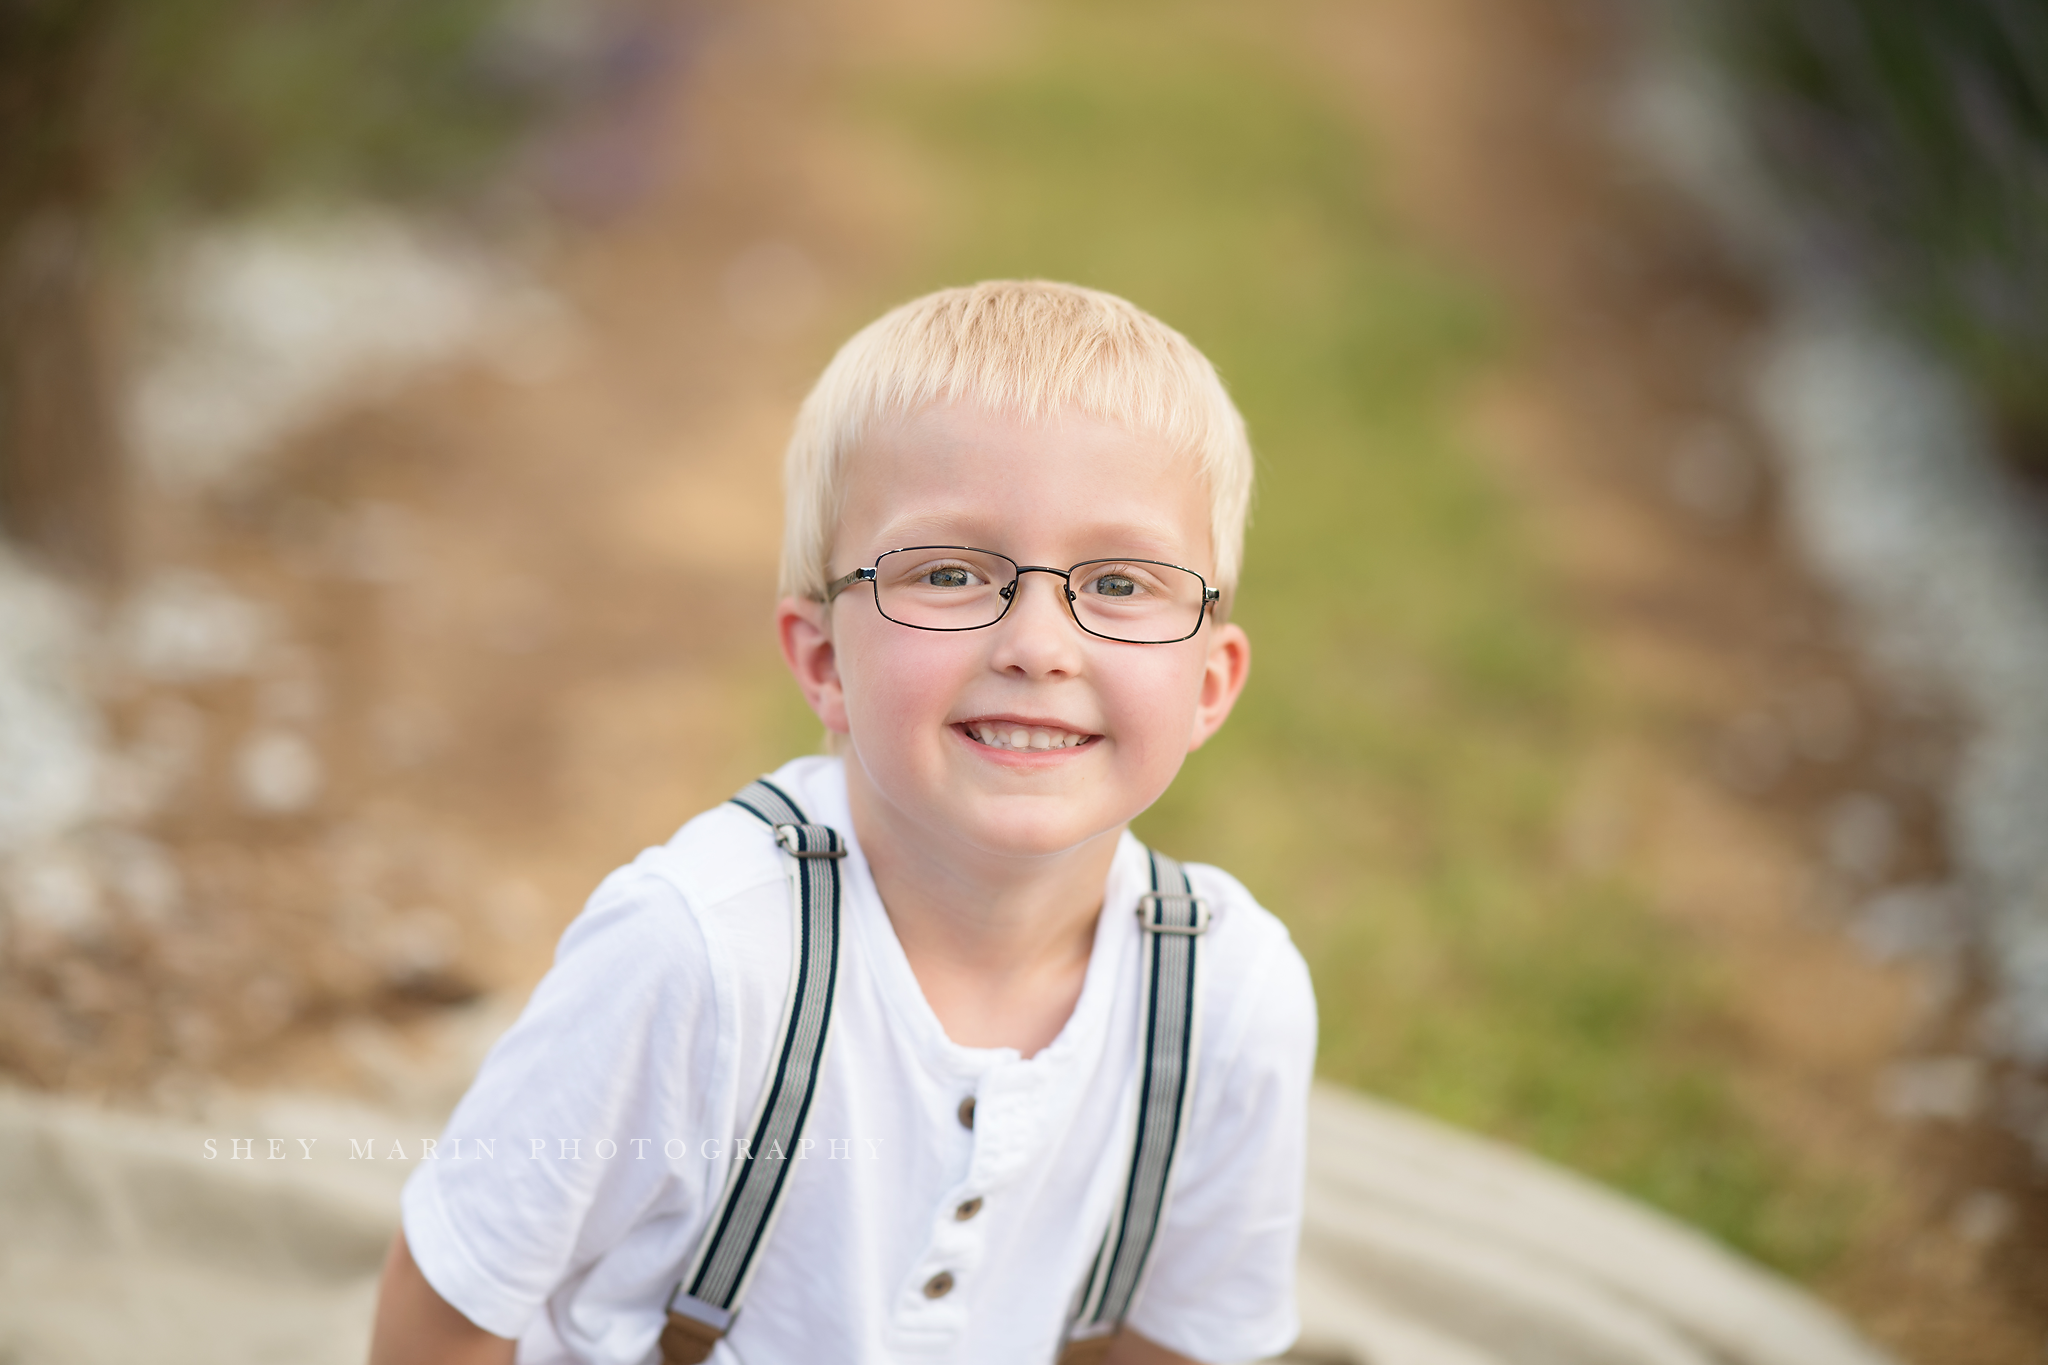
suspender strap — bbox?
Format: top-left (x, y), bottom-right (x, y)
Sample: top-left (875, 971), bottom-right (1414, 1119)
top-left (1061, 848), bottom-right (1209, 1358)
top-left (662, 778), bottom-right (846, 1364)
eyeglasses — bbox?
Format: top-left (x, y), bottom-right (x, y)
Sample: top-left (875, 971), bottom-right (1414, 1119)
top-left (825, 545), bottom-right (1219, 645)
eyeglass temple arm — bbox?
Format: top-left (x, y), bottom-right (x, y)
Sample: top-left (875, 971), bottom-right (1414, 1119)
top-left (823, 567), bottom-right (877, 602)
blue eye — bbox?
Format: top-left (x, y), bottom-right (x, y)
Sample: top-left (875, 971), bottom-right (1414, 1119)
top-left (1092, 575), bottom-right (1138, 597)
top-left (927, 568), bottom-right (971, 588)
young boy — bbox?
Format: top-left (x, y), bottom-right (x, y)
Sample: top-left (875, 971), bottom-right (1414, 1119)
top-left (369, 281), bottom-right (1316, 1365)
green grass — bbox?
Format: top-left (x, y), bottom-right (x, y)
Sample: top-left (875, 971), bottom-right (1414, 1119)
top-left (848, 0), bottom-right (1857, 1277)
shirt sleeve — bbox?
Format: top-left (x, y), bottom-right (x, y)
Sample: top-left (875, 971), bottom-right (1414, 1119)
top-left (400, 867), bottom-right (723, 1340)
top-left (1123, 907), bottom-right (1318, 1365)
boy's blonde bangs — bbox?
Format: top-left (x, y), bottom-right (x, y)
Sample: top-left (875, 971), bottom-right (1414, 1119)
top-left (779, 281), bottom-right (1253, 607)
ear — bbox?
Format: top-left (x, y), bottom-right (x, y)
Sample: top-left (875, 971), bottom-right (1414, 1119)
top-left (777, 595), bottom-right (850, 737)
top-left (1187, 620), bottom-right (1250, 752)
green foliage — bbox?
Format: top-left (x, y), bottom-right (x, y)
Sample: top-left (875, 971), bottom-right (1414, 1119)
top-left (860, 0), bottom-right (1857, 1275)
top-left (1717, 0), bottom-right (2048, 459)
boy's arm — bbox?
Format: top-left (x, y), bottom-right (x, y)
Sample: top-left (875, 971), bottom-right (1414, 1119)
top-left (368, 1230), bottom-right (516, 1365)
top-left (1106, 1329), bottom-right (1201, 1365)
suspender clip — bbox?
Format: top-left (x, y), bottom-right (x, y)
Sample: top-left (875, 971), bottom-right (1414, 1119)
top-left (776, 823), bottom-right (848, 858)
top-left (1136, 891), bottom-right (1210, 935)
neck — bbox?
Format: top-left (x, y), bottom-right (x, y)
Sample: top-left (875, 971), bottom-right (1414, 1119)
top-left (844, 762), bottom-right (1120, 1057)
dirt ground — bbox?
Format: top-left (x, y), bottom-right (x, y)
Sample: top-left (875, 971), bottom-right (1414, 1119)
top-left (2, 0), bottom-right (2043, 1359)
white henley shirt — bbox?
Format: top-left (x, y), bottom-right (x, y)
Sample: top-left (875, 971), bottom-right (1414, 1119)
top-left (402, 756), bottom-right (1316, 1365)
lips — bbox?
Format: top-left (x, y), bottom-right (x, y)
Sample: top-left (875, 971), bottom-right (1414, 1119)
top-left (958, 720), bottom-right (1096, 752)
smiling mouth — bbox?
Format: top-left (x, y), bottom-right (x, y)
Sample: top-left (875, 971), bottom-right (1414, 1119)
top-left (958, 722), bottom-right (1097, 752)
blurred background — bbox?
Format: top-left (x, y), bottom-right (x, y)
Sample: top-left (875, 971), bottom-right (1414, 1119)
top-left (2, 0), bottom-right (2046, 1359)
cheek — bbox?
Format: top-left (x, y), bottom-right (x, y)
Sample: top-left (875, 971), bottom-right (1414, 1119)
top-left (1101, 650), bottom-right (1209, 755)
top-left (839, 626), bottom-right (973, 734)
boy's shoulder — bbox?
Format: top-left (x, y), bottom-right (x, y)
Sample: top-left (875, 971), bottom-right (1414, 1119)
top-left (1171, 857), bottom-right (1317, 1052)
top-left (553, 758), bottom-right (849, 989)
top-left (602, 756), bottom-right (844, 920)
top-left (632, 793), bottom-right (787, 906)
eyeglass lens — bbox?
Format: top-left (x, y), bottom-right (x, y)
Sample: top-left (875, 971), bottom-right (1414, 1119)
top-left (871, 547), bottom-right (1206, 644)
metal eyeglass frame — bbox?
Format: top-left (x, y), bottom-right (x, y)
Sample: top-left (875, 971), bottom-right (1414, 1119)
top-left (823, 545), bottom-right (1221, 644)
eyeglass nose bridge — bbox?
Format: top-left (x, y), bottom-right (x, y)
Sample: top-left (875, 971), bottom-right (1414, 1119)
top-left (996, 564), bottom-right (1078, 607)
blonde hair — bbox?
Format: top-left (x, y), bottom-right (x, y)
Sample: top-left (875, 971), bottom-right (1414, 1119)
top-left (778, 280), bottom-right (1253, 609)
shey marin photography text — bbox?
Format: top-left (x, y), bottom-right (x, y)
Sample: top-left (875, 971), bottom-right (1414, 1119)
top-left (201, 1135), bottom-right (886, 1162)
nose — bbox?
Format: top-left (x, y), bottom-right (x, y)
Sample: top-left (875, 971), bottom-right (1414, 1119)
top-left (990, 568), bottom-right (1082, 674)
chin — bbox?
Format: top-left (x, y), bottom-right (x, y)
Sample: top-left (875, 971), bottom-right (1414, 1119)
top-left (955, 794), bottom-right (1123, 861)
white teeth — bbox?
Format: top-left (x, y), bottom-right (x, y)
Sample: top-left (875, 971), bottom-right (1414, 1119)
top-left (968, 724), bottom-right (1088, 751)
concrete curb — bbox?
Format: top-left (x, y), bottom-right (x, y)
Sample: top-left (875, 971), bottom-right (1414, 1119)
top-left (1289, 1084), bottom-right (1895, 1365)
top-left (0, 1086), bottom-right (404, 1364)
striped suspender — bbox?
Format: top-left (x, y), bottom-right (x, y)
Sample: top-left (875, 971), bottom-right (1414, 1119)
top-left (1060, 848), bottom-right (1210, 1363)
top-left (661, 779), bottom-right (846, 1365)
